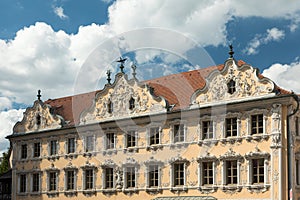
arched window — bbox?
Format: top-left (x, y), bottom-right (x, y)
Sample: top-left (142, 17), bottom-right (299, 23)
top-left (227, 79), bottom-right (236, 94)
top-left (107, 100), bottom-right (113, 114)
top-left (129, 97), bottom-right (135, 110)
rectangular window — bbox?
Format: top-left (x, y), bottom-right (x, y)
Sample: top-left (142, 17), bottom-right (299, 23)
top-left (252, 159), bottom-right (264, 184)
top-left (106, 133), bottom-right (115, 149)
top-left (202, 162), bottom-right (213, 185)
top-left (173, 163), bottom-right (185, 186)
top-left (19, 174), bottom-right (26, 193)
top-left (127, 131), bottom-right (136, 148)
top-left (150, 127), bottom-right (160, 145)
top-left (174, 124), bottom-right (184, 143)
top-left (32, 173), bottom-right (40, 192)
top-left (33, 142), bottom-right (40, 158)
top-left (67, 138), bottom-right (75, 154)
top-left (149, 165), bottom-right (159, 187)
top-left (85, 169), bottom-right (94, 190)
top-left (21, 144), bottom-right (27, 159)
top-left (202, 121), bottom-right (213, 139)
top-left (85, 136), bottom-right (94, 152)
top-left (66, 170), bottom-right (75, 190)
top-left (126, 167), bottom-right (136, 188)
top-left (226, 118), bottom-right (237, 137)
top-left (104, 168), bottom-right (114, 189)
top-left (49, 172), bottom-right (57, 191)
top-left (50, 140), bottom-right (57, 155)
top-left (251, 114), bottom-right (264, 134)
top-left (226, 160), bottom-right (237, 185)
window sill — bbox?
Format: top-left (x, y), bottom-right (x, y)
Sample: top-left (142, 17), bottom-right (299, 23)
top-left (198, 185), bottom-right (218, 193)
top-left (246, 134), bottom-right (269, 142)
top-left (123, 187), bottom-right (139, 194)
top-left (246, 184), bottom-right (270, 193)
top-left (198, 139), bottom-right (218, 146)
top-left (103, 149), bottom-right (117, 155)
top-left (30, 192), bottom-right (42, 196)
top-left (83, 152), bottom-right (97, 157)
top-left (102, 188), bottom-right (117, 193)
top-left (47, 155), bottom-right (60, 161)
top-left (64, 190), bottom-right (77, 196)
top-left (146, 144), bottom-right (163, 151)
top-left (82, 189), bottom-right (96, 196)
top-left (170, 186), bottom-right (188, 193)
top-left (47, 191), bottom-right (59, 197)
top-left (146, 187), bottom-right (162, 194)
top-left (221, 185), bottom-right (242, 193)
top-left (220, 137), bottom-right (242, 144)
top-left (64, 153), bottom-right (78, 159)
top-left (17, 192), bottom-right (28, 196)
top-left (123, 147), bottom-right (138, 153)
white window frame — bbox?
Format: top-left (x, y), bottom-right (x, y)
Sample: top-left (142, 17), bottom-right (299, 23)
top-left (32, 141), bottom-right (41, 159)
top-left (245, 148), bottom-right (270, 192)
top-left (146, 123), bottom-right (163, 150)
top-left (144, 158), bottom-right (164, 191)
top-left (82, 168), bottom-right (96, 191)
top-left (83, 134), bottom-right (96, 153)
top-left (63, 166), bottom-right (78, 193)
top-left (197, 153), bottom-right (217, 193)
top-left (245, 109), bottom-right (268, 140)
top-left (31, 171), bottom-right (42, 193)
top-left (20, 143), bottom-right (28, 160)
top-left (122, 158), bottom-right (139, 191)
top-left (18, 173), bottom-right (27, 194)
top-left (221, 113), bottom-right (242, 143)
top-left (169, 120), bottom-right (187, 144)
top-left (169, 156), bottom-right (189, 191)
top-left (65, 135), bottom-right (77, 154)
top-left (47, 170), bottom-right (59, 192)
top-left (101, 159), bottom-right (117, 191)
top-left (105, 132), bottom-right (116, 150)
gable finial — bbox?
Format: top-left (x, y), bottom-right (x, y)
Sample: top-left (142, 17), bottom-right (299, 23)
top-left (116, 57), bottom-right (127, 73)
top-left (37, 90), bottom-right (42, 101)
top-left (106, 70), bottom-right (112, 84)
top-left (131, 63), bottom-right (137, 79)
top-left (229, 44), bottom-right (234, 58)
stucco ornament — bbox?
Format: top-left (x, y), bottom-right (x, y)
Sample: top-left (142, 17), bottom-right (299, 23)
top-left (80, 73), bottom-right (167, 124)
top-left (13, 100), bottom-right (64, 134)
top-left (191, 59), bottom-right (275, 106)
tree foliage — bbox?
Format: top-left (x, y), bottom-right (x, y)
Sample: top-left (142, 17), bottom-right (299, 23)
top-left (0, 149), bottom-right (10, 175)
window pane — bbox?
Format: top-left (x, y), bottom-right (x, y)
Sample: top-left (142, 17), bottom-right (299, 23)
top-left (202, 162), bottom-right (213, 185)
top-left (105, 168), bottom-right (114, 189)
top-left (33, 143), bottom-right (40, 157)
top-left (150, 127), bottom-right (160, 145)
top-left (226, 118), bottom-right (237, 137)
top-left (20, 174), bottom-right (26, 193)
top-left (106, 133), bottom-right (115, 149)
top-left (226, 160), bottom-right (237, 185)
top-left (32, 173), bottom-right (40, 192)
top-left (85, 136), bottom-right (94, 152)
top-left (85, 169), bottom-right (93, 189)
top-left (21, 144), bottom-right (27, 159)
top-left (174, 124), bottom-right (184, 143)
top-left (251, 114), bottom-right (264, 135)
top-left (174, 163), bottom-right (184, 186)
top-left (50, 140), bottom-right (57, 155)
top-left (252, 159), bottom-right (264, 184)
top-left (49, 172), bottom-right (56, 191)
top-left (126, 167), bottom-right (135, 188)
top-left (149, 165), bottom-right (159, 187)
top-left (202, 121), bottom-right (213, 139)
top-left (68, 138), bottom-right (75, 154)
top-left (67, 171), bottom-right (75, 190)
top-left (127, 131), bottom-right (136, 148)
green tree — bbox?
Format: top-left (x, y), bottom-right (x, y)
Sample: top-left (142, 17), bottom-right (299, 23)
top-left (0, 148), bottom-right (10, 175)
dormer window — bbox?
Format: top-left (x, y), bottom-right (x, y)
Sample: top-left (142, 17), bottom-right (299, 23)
top-left (36, 114), bottom-right (41, 126)
top-left (107, 100), bottom-right (113, 114)
top-left (129, 97), bottom-right (135, 110)
top-left (227, 79), bottom-right (236, 94)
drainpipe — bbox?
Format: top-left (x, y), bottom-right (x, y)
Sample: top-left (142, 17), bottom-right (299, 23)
top-left (288, 94), bottom-right (299, 200)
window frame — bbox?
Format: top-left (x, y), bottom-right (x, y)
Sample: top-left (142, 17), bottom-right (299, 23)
top-left (49, 140), bottom-right (58, 156)
top-left (146, 124), bottom-right (163, 150)
top-left (18, 174), bottom-right (27, 193)
top-left (197, 154), bottom-right (217, 192)
top-left (126, 130), bottom-right (137, 148)
top-left (105, 132), bottom-right (116, 150)
top-left (20, 144), bottom-right (27, 159)
top-left (67, 137), bottom-right (76, 154)
top-left (31, 172), bottom-right (41, 193)
top-left (172, 123), bottom-right (186, 144)
top-left (33, 142), bottom-right (41, 158)
top-left (84, 168), bottom-right (95, 190)
top-left (84, 135), bottom-right (95, 153)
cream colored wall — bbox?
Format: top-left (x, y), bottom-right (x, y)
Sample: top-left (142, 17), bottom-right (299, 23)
top-left (11, 102), bottom-right (291, 200)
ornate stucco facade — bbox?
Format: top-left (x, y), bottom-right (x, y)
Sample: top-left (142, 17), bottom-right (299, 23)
top-left (7, 56), bottom-right (300, 200)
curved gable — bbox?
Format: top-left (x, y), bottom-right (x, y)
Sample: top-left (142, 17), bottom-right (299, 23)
top-left (80, 73), bottom-right (167, 124)
top-left (191, 59), bottom-right (275, 106)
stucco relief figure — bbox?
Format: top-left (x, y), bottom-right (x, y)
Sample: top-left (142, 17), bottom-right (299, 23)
top-left (115, 167), bottom-right (123, 189)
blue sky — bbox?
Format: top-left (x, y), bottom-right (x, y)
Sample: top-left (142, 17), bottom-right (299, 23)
top-left (0, 0), bottom-right (300, 153)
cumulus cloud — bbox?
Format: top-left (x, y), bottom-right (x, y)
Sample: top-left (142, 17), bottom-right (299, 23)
top-left (0, 109), bottom-right (24, 153)
top-left (244, 27), bottom-right (285, 55)
top-left (262, 61), bottom-right (300, 93)
top-left (53, 6), bottom-right (68, 19)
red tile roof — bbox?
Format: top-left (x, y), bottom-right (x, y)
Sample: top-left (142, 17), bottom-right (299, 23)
top-left (44, 60), bottom-right (289, 126)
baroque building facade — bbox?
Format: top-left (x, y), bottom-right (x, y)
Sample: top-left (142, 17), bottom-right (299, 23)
top-left (7, 54), bottom-right (300, 200)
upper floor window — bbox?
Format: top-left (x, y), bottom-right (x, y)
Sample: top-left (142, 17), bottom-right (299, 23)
top-left (202, 121), bottom-right (213, 140)
top-left (85, 136), bottom-right (95, 152)
top-left (32, 173), bottom-right (40, 192)
top-left (173, 163), bottom-right (185, 187)
top-left (252, 158), bottom-right (264, 184)
top-left (33, 142), bottom-right (41, 158)
top-left (19, 174), bottom-right (26, 193)
top-left (150, 127), bottom-right (160, 145)
top-left (227, 79), bottom-right (236, 94)
top-left (66, 170), bottom-right (75, 190)
top-left (125, 167), bottom-right (136, 188)
top-left (67, 138), bottom-right (75, 154)
top-left (173, 124), bottom-right (185, 143)
top-left (50, 140), bottom-right (58, 155)
top-left (84, 169), bottom-right (94, 190)
top-left (126, 131), bottom-right (136, 148)
top-left (226, 118), bottom-right (237, 137)
top-left (107, 100), bottom-right (113, 114)
top-left (225, 160), bottom-right (238, 185)
top-left (251, 114), bottom-right (264, 135)
top-left (21, 144), bottom-right (27, 159)
top-left (148, 165), bottom-right (159, 187)
top-left (49, 172), bottom-right (57, 191)
top-left (202, 161), bottom-right (214, 185)
top-left (106, 133), bottom-right (115, 150)
top-left (104, 168), bottom-right (114, 189)
top-left (129, 97), bottom-right (135, 110)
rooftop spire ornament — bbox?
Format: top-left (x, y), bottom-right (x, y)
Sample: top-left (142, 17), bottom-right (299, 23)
top-left (106, 70), bottom-right (112, 84)
top-left (229, 44), bottom-right (234, 58)
top-left (37, 90), bottom-right (41, 101)
top-left (116, 57), bottom-right (127, 73)
top-left (131, 63), bottom-right (137, 79)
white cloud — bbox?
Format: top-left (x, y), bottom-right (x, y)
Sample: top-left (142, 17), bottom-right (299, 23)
top-left (0, 109), bottom-right (24, 153)
top-left (53, 6), bottom-right (68, 19)
top-left (0, 97), bottom-right (12, 111)
top-left (262, 61), bottom-right (300, 93)
top-left (244, 27), bottom-right (285, 55)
